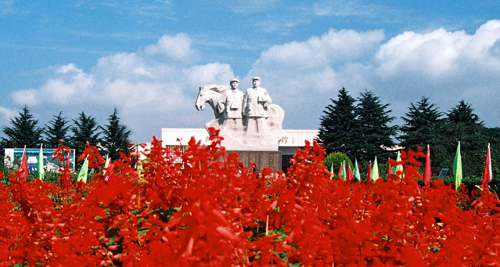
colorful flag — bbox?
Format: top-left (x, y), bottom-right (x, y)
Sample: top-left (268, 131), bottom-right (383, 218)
top-left (104, 155), bottom-right (112, 181)
top-left (423, 145), bottom-right (431, 186)
top-left (367, 161), bottom-right (372, 182)
top-left (38, 144), bottom-right (44, 181)
top-left (353, 158), bottom-right (361, 181)
top-left (393, 151), bottom-right (403, 177)
top-left (77, 156), bottom-right (89, 183)
top-left (388, 160), bottom-right (392, 177)
top-left (482, 143), bottom-right (492, 186)
top-left (453, 142), bottom-right (462, 191)
top-left (104, 155), bottom-right (110, 168)
top-left (137, 160), bottom-right (144, 179)
top-left (337, 162), bottom-right (343, 179)
top-left (103, 155), bottom-right (110, 174)
top-left (19, 145), bottom-right (29, 181)
top-left (330, 162), bottom-right (334, 179)
top-left (372, 157), bottom-right (380, 182)
top-left (341, 160), bottom-right (347, 180)
top-left (347, 165), bottom-right (353, 182)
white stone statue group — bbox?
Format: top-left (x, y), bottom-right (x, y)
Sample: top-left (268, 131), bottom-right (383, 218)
top-left (195, 77), bottom-right (284, 151)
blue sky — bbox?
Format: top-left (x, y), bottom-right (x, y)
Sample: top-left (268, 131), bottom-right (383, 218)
top-left (1, 0), bottom-right (500, 142)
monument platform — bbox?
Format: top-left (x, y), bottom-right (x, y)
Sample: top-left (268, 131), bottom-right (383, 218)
top-left (228, 150), bottom-right (282, 172)
top-left (161, 128), bottom-right (318, 172)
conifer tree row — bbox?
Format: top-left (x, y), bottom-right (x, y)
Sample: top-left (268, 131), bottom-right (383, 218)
top-left (398, 97), bottom-right (494, 176)
top-left (317, 88), bottom-right (396, 162)
top-left (318, 89), bottom-right (500, 177)
top-left (70, 112), bottom-right (102, 160)
top-left (101, 108), bottom-right (132, 161)
top-left (398, 96), bottom-right (443, 150)
top-left (1, 107), bottom-right (132, 164)
top-left (356, 90), bottom-right (397, 161)
top-left (1, 105), bottom-right (44, 149)
top-left (317, 87), bottom-right (359, 159)
top-left (45, 112), bottom-right (71, 148)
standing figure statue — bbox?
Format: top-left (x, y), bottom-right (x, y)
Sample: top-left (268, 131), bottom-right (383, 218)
top-left (243, 77), bottom-right (272, 136)
top-left (196, 77), bottom-right (284, 151)
top-left (218, 79), bottom-right (244, 131)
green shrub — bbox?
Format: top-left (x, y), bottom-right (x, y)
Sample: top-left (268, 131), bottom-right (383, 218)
top-left (323, 152), bottom-right (352, 174)
top-left (437, 175), bottom-right (500, 188)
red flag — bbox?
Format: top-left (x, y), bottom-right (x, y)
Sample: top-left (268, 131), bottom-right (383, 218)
top-left (19, 146), bottom-right (29, 181)
top-left (423, 145), bottom-right (431, 186)
top-left (337, 162), bottom-right (343, 179)
top-left (347, 165), bottom-right (353, 182)
top-left (367, 161), bottom-right (372, 182)
top-left (388, 160), bottom-right (392, 177)
top-left (482, 143), bottom-right (492, 186)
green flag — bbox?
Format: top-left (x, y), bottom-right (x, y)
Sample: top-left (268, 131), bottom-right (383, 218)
top-left (103, 155), bottom-right (111, 181)
top-left (453, 141), bottom-right (462, 191)
top-left (138, 161), bottom-right (144, 179)
top-left (103, 155), bottom-right (110, 175)
top-left (393, 151), bottom-right (403, 177)
top-left (372, 156), bottom-right (380, 182)
top-left (341, 160), bottom-right (347, 180)
top-left (330, 162), bottom-right (334, 179)
top-left (353, 158), bottom-right (360, 181)
top-left (77, 157), bottom-right (89, 183)
top-left (38, 144), bottom-right (44, 181)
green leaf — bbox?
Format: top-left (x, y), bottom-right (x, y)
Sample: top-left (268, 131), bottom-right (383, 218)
top-left (138, 228), bottom-right (149, 236)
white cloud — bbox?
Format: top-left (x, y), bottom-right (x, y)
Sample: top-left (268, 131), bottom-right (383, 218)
top-left (184, 63), bottom-right (234, 88)
top-left (256, 29), bottom-right (384, 71)
top-left (10, 34), bottom-right (234, 141)
top-left (375, 20), bottom-right (500, 78)
top-left (370, 20), bottom-right (500, 127)
top-left (11, 89), bottom-right (37, 106)
top-left (246, 28), bottom-right (384, 98)
top-left (375, 29), bottom-right (470, 77)
top-left (0, 106), bottom-right (17, 126)
top-left (12, 63), bottom-right (96, 106)
top-left (144, 33), bottom-right (194, 62)
top-left (8, 20), bottom-right (500, 143)
top-left (244, 28), bottom-right (384, 129)
top-left (245, 20), bottom-right (500, 130)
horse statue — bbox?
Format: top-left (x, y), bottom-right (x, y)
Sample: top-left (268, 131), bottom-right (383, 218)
top-left (195, 84), bottom-right (285, 150)
top-left (195, 85), bottom-right (230, 120)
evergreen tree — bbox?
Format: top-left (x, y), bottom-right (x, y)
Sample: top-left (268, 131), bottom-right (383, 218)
top-left (317, 87), bottom-right (359, 158)
top-left (1, 105), bottom-right (43, 148)
top-left (434, 100), bottom-right (486, 176)
top-left (44, 112), bottom-right (70, 148)
top-left (101, 108), bottom-right (132, 161)
top-left (70, 112), bottom-right (101, 158)
top-left (355, 90), bottom-right (397, 161)
top-left (412, 100), bottom-right (488, 177)
top-left (484, 127), bottom-right (500, 177)
top-left (447, 100), bottom-right (482, 125)
top-left (398, 97), bottom-right (443, 150)
top-left (431, 121), bottom-right (488, 177)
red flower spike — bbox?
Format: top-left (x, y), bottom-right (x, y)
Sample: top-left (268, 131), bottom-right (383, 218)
top-left (78, 142), bottom-right (105, 170)
top-left (1, 133), bottom-right (500, 266)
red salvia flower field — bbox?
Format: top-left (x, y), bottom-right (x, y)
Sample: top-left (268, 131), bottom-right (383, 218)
top-left (1, 129), bottom-right (499, 266)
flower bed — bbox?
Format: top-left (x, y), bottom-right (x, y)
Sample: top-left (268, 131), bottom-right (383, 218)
top-left (1, 129), bottom-right (499, 266)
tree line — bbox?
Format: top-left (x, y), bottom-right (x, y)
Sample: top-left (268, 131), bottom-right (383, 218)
top-left (317, 88), bottom-right (500, 177)
top-left (1, 106), bottom-right (132, 163)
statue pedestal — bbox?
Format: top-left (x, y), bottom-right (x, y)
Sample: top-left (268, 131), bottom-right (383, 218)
top-left (228, 150), bottom-right (282, 172)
